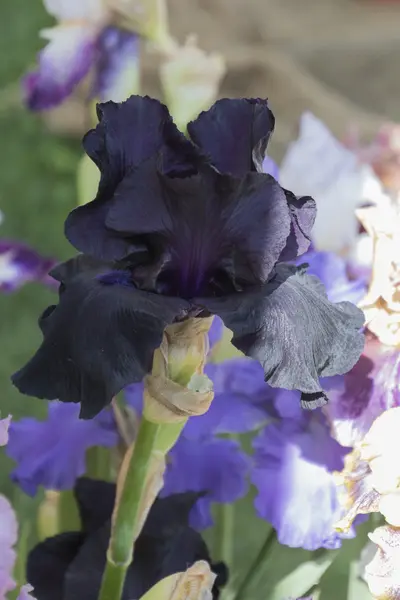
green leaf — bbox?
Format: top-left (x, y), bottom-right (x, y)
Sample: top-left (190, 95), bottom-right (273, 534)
top-left (319, 518), bottom-right (375, 600)
top-left (77, 152), bottom-right (100, 206)
top-left (267, 548), bottom-right (339, 600)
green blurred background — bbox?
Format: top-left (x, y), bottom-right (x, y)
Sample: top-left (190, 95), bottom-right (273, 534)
top-left (1, 0), bottom-right (399, 597)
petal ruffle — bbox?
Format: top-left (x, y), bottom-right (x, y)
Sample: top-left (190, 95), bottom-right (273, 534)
top-left (24, 24), bottom-right (97, 111)
top-left (187, 98), bottom-right (275, 176)
top-left (104, 162), bottom-right (291, 293)
top-left (278, 190), bottom-right (316, 262)
top-left (12, 257), bottom-right (189, 418)
top-left (65, 96), bottom-right (198, 260)
top-left (200, 263), bottom-right (365, 408)
top-left (7, 402), bottom-right (117, 495)
top-left (93, 28), bottom-right (139, 103)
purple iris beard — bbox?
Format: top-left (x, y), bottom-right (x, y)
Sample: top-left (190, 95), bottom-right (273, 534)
top-left (12, 96), bottom-right (365, 418)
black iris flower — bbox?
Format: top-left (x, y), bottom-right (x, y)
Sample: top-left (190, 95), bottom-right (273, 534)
top-left (27, 478), bottom-right (227, 600)
top-left (12, 95), bottom-right (364, 418)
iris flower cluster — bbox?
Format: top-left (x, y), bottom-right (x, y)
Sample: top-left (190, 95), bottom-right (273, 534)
top-left (1, 91), bottom-right (372, 600)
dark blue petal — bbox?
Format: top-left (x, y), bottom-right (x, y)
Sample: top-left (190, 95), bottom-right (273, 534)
top-left (187, 98), bottom-right (275, 175)
top-left (65, 95), bottom-right (198, 260)
top-left (106, 162), bottom-right (292, 294)
top-left (199, 263), bottom-right (365, 408)
top-left (11, 256), bottom-right (189, 418)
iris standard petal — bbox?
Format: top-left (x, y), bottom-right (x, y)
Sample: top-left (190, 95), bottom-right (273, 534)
top-left (93, 27), bottom-right (139, 103)
top-left (200, 263), bottom-right (365, 408)
top-left (65, 96), bottom-right (198, 260)
top-left (187, 98), bottom-right (275, 176)
top-left (24, 24), bottom-right (97, 111)
top-left (12, 258), bottom-right (189, 418)
top-left (105, 162), bottom-right (292, 293)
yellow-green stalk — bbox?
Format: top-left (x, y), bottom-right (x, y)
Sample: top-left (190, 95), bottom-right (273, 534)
top-left (98, 317), bottom-right (214, 600)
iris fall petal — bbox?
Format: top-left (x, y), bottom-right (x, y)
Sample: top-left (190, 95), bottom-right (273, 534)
top-left (201, 263), bottom-right (365, 407)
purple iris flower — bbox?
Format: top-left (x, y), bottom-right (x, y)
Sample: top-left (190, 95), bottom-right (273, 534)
top-left (26, 479), bottom-right (227, 600)
top-left (0, 241), bottom-right (56, 293)
top-left (126, 357), bottom-right (268, 528)
top-left (325, 337), bottom-right (400, 447)
top-left (250, 250), bottom-right (367, 550)
top-left (24, 0), bottom-right (138, 110)
top-left (12, 96), bottom-right (364, 419)
top-left (251, 394), bottom-right (349, 551)
top-left (6, 402), bottom-right (117, 496)
top-left (162, 437), bottom-right (250, 529)
top-left (297, 249), bottom-right (366, 304)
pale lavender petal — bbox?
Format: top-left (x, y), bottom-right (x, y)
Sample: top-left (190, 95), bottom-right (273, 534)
top-left (0, 495), bottom-right (18, 596)
top-left (297, 250), bottom-right (366, 304)
top-left (0, 241), bottom-right (56, 293)
top-left (43, 0), bottom-right (104, 21)
top-left (162, 437), bottom-right (250, 529)
top-left (17, 584), bottom-right (37, 600)
top-left (24, 25), bottom-right (97, 111)
top-left (262, 155), bottom-right (279, 179)
top-left (252, 415), bottom-right (348, 550)
top-left (93, 27), bottom-right (139, 102)
top-left (7, 401), bottom-right (117, 495)
top-left (0, 415), bottom-right (11, 446)
top-left (207, 315), bottom-right (224, 350)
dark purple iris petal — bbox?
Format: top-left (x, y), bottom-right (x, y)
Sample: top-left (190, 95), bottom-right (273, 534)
top-left (12, 256), bottom-right (189, 418)
top-left (187, 98), bottom-right (275, 176)
top-left (198, 263), bottom-right (365, 408)
top-left (278, 191), bottom-right (316, 262)
top-left (106, 161), bottom-right (291, 295)
top-left (27, 481), bottom-right (225, 600)
top-left (65, 96), bottom-right (198, 260)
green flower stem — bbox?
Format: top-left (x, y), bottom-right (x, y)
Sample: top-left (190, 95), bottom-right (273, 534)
top-left (214, 498), bottom-right (235, 567)
top-left (232, 528), bottom-right (276, 600)
top-left (98, 416), bottom-right (185, 600)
